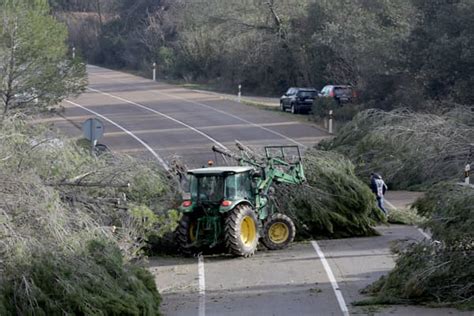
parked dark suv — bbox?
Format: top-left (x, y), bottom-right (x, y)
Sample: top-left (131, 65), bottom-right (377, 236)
top-left (280, 87), bottom-right (318, 114)
top-left (319, 85), bottom-right (356, 104)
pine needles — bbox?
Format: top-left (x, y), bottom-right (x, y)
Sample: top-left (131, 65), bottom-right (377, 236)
top-left (0, 117), bottom-right (179, 315)
top-left (275, 149), bottom-right (384, 238)
top-left (359, 183), bottom-right (474, 309)
top-left (319, 107), bottom-right (474, 189)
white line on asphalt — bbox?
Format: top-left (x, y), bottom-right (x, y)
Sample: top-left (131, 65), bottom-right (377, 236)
top-left (385, 199), bottom-right (432, 240)
top-left (88, 66), bottom-right (307, 148)
top-left (65, 100), bottom-right (170, 171)
top-left (66, 98), bottom-right (207, 315)
top-left (87, 87), bottom-right (229, 151)
top-left (417, 228), bottom-right (432, 240)
top-left (198, 254), bottom-right (206, 316)
top-left (384, 199), bottom-right (397, 211)
top-left (311, 241), bottom-right (350, 316)
top-left (149, 89), bottom-right (308, 148)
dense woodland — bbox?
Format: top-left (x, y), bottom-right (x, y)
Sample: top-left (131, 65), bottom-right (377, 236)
top-left (52, 0), bottom-right (473, 110)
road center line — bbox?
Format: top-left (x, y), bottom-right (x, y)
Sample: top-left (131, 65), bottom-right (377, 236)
top-left (87, 87), bottom-right (229, 151)
top-left (311, 241), bottom-right (350, 316)
top-left (66, 98), bottom-right (207, 315)
top-left (198, 254), bottom-right (206, 316)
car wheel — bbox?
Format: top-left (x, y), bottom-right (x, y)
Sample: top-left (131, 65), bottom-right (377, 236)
top-left (280, 102), bottom-right (285, 112)
top-left (290, 103), bottom-right (298, 114)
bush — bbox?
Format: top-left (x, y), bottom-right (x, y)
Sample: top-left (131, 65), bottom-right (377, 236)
top-left (275, 149), bottom-right (384, 238)
top-left (312, 98), bottom-right (364, 122)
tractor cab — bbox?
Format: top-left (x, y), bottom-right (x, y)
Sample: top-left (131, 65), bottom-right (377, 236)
top-left (185, 166), bottom-right (255, 207)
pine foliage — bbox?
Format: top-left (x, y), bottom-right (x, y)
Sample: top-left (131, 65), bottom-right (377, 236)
top-left (360, 183), bottom-right (473, 309)
top-left (0, 118), bottom-right (179, 315)
top-left (275, 149), bottom-right (384, 238)
top-left (319, 107), bottom-right (474, 189)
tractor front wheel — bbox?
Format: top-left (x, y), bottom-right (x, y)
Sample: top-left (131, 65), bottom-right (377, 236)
top-left (261, 214), bottom-right (295, 250)
top-left (176, 214), bottom-right (198, 256)
top-left (224, 204), bottom-right (259, 257)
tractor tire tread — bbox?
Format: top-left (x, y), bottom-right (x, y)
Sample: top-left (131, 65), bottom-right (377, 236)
top-left (224, 204), bottom-right (258, 257)
top-left (261, 213), bottom-right (296, 250)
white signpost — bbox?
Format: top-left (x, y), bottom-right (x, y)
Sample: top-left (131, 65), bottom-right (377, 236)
top-left (82, 118), bottom-right (104, 155)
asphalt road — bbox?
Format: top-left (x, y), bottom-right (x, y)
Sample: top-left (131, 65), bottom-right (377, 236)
top-left (55, 66), bottom-right (468, 316)
top-left (55, 65), bottom-right (327, 168)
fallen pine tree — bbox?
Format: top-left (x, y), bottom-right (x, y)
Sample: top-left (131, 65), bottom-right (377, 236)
top-left (0, 117), bottom-right (180, 314)
top-left (357, 182), bottom-right (473, 309)
top-left (274, 149), bottom-right (384, 238)
top-left (318, 106), bottom-right (474, 189)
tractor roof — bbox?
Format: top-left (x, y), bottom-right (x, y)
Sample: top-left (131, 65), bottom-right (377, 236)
top-left (188, 166), bottom-right (254, 175)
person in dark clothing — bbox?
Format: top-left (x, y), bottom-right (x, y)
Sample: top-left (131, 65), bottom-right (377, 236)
top-left (370, 173), bottom-right (388, 214)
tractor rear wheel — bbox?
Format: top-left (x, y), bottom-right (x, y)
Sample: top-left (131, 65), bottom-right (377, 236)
top-left (176, 214), bottom-right (198, 255)
top-left (261, 214), bottom-right (295, 250)
top-left (224, 204), bottom-right (259, 257)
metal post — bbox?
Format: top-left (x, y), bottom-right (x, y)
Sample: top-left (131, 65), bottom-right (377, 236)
top-left (328, 110), bottom-right (333, 134)
top-left (238, 84), bottom-right (242, 103)
top-left (152, 62), bottom-right (156, 81)
top-left (465, 163), bottom-right (471, 184)
top-left (72, 47), bottom-right (76, 59)
top-left (90, 119), bottom-right (96, 156)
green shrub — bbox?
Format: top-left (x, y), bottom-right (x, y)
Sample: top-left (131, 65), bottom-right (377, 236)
top-left (312, 98), bottom-right (365, 122)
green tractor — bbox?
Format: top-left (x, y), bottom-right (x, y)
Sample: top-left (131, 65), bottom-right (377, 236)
top-left (176, 145), bottom-right (305, 257)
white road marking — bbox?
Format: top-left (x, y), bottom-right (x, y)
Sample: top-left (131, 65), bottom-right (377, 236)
top-left (65, 98), bottom-right (207, 315)
top-left (87, 87), bottom-right (229, 151)
top-left (311, 241), bottom-right (350, 316)
top-left (417, 228), bottom-right (432, 240)
top-left (384, 199), bottom-right (432, 240)
top-left (198, 254), bottom-right (206, 316)
top-left (149, 88), bottom-right (308, 148)
top-left (88, 65), bottom-right (308, 148)
top-left (65, 100), bottom-right (170, 171)
top-left (384, 199), bottom-right (397, 211)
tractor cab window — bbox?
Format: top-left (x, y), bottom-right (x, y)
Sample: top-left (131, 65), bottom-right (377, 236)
top-left (225, 173), bottom-right (253, 200)
top-left (190, 175), bottom-right (224, 202)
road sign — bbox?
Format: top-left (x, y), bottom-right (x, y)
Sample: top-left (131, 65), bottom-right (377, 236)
top-left (82, 118), bottom-right (104, 142)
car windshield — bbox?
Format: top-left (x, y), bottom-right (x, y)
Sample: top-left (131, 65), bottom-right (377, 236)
top-left (297, 91), bottom-right (317, 98)
top-left (189, 175), bottom-right (224, 202)
top-left (334, 87), bottom-right (352, 96)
